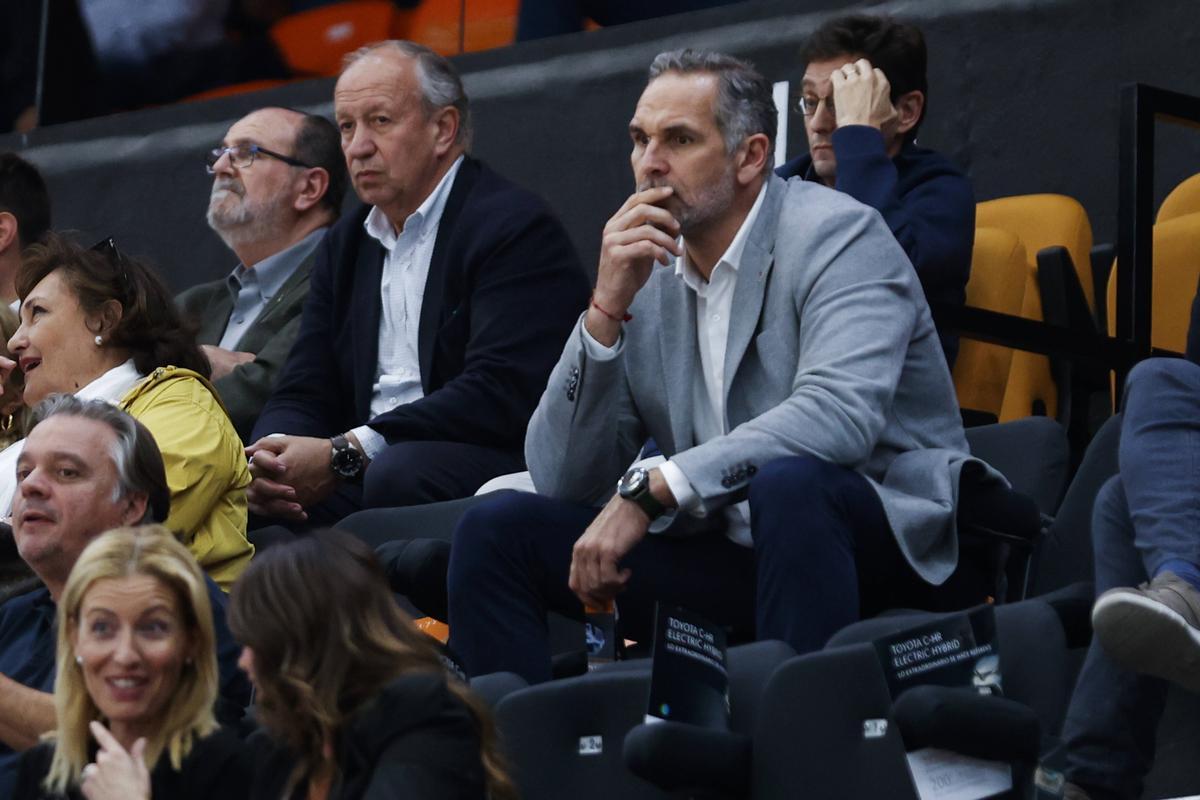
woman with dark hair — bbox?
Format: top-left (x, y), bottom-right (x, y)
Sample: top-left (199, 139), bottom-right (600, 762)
top-left (0, 232), bottom-right (252, 590)
top-left (228, 532), bottom-right (516, 800)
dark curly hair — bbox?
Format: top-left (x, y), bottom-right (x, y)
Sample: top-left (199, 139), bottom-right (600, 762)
top-left (16, 233), bottom-right (210, 379)
top-left (801, 14), bottom-right (929, 141)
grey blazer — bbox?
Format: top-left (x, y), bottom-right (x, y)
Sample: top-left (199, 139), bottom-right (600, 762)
top-left (526, 175), bottom-right (999, 585)
top-left (177, 249), bottom-right (315, 443)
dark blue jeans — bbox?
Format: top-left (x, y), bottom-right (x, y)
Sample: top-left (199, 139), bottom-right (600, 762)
top-left (447, 454), bottom-right (940, 683)
top-left (1063, 357), bottom-right (1200, 798)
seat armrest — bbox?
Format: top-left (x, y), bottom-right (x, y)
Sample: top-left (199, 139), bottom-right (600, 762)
top-left (893, 685), bottom-right (1041, 764)
top-left (623, 720), bottom-right (750, 798)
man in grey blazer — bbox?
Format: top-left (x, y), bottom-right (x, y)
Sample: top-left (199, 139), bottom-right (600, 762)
top-left (178, 107), bottom-right (347, 441)
top-left (445, 49), bottom-right (997, 683)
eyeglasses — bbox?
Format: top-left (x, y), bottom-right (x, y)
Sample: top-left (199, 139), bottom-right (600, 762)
top-left (794, 94), bottom-right (836, 119)
top-left (89, 236), bottom-right (131, 291)
top-left (205, 143), bottom-right (312, 174)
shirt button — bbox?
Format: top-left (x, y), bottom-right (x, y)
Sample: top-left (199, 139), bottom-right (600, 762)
top-left (235, 318), bottom-right (244, 324)
top-left (712, 314), bottom-right (721, 321)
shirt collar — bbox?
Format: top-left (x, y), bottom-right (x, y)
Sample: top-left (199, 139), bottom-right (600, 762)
top-left (226, 226), bottom-right (326, 301)
top-left (76, 359), bottom-right (143, 402)
top-left (363, 155), bottom-right (466, 252)
top-left (674, 180), bottom-right (769, 292)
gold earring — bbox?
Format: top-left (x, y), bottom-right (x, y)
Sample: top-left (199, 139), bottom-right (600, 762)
top-left (0, 415), bottom-right (12, 433)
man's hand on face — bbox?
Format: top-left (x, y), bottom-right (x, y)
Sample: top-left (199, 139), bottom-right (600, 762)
top-left (201, 345), bottom-right (255, 382)
top-left (568, 493), bottom-right (652, 608)
top-left (244, 435), bottom-right (338, 521)
top-left (830, 58), bottom-right (899, 132)
top-left (586, 186), bottom-right (683, 346)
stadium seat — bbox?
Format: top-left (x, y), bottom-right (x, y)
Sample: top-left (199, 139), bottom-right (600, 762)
top-left (1105, 211), bottom-right (1200, 354)
top-left (977, 194), bottom-right (1098, 425)
top-left (1029, 413), bottom-right (1121, 597)
top-left (964, 416), bottom-right (1069, 518)
top-left (752, 644), bottom-right (918, 800)
top-left (958, 417), bottom-right (1068, 603)
top-left (469, 671), bottom-right (527, 707)
top-left (1156, 171), bottom-right (1200, 224)
top-left (621, 640), bottom-right (794, 797)
top-left (622, 598), bottom-right (1070, 800)
top-left (996, 261), bottom-right (1061, 422)
top-left (501, 641), bottom-right (794, 800)
top-left (954, 228), bottom-right (1029, 423)
top-left (495, 669), bottom-right (667, 800)
top-left (976, 194), bottom-right (1096, 315)
top-left (829, 599), bottom-right (1071, 742)
top-left (394, 0), bottom-right (519, 55)
top-left (270, 1), bottom-right (400, 78)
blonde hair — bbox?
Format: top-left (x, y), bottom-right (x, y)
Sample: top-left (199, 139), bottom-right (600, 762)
top-left (44, 525), bottom-right (218, 794)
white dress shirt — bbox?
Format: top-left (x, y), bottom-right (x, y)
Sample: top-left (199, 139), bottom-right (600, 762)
top-left (582, 183), bottom-right (768, 546)
top-left (351, 156), bottom-right (464, 459)
top-left (0, 359), bottom-right (143, 514)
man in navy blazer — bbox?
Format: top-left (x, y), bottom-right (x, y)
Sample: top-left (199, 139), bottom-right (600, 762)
top-left (246, 41), bottom-right (588, 524)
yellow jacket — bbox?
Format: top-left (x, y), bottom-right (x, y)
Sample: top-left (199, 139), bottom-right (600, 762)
top-left (119, 366), bottom-right (253, 590)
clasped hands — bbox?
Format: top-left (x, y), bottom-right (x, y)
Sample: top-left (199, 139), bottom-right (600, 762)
top-left (245, 434), bottom-right (339, 521)
top-left (829, 57), bottom-right (899, 133)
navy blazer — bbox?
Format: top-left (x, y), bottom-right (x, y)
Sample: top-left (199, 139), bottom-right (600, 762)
top-left (252, 157), bottom-right (589, 453)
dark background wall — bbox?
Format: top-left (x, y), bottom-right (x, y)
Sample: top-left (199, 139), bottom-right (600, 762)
top-left (1, 0), bottom-right (1198, 291)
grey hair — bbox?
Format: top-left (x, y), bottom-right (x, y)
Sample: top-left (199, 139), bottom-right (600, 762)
top-left (647, 49), bottom-right (776, 172)
top-left (30, 395), bottom-right (170, 524)
top-left (343, 40), bottom-right (473, 150)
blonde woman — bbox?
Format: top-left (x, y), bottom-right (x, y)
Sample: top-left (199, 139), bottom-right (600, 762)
top-left (13, 526), bottom-right (251, 799)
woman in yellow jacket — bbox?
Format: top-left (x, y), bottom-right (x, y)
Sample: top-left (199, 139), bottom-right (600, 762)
top-left (0, 234), bottom-right (252, 589)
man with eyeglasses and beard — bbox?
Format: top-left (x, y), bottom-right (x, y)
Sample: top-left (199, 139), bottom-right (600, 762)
top-left (178, 107), bottom-right (347, 442)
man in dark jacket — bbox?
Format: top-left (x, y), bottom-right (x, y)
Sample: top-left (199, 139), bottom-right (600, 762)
top-left (777, 15), bottom-right (974, 366)
top-left (247, 41), bottom-right (589, 524)
top-left (178, 107), bottom-right (346, 442)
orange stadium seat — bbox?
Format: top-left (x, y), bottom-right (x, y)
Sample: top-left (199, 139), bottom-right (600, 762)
top-left (976, 194), bottom-right (1095, 316)
top-left (1106, 211), bottom-right (1200, 354)
top-left (394, 0), bottom-right (519, 55)
top-left (953, 227), bottom-right (1028, 421)
top-left (998, 262), bottom-right (1059, 421)
top-left (976, 194), bottom-right (1096, 422)
top-left (1157, 172), bottom-right (1200, 224)
top-left (270, 1), bottom-right (400, 77)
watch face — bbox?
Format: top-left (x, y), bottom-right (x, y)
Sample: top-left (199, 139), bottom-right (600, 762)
top-left (619, 468), bottom-right (648, 497)
top-left (331, 447), bottom-right (363, 478)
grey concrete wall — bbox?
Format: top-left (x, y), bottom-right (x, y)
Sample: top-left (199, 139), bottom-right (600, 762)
top-left (2, 0), bottom-right (1198, 290)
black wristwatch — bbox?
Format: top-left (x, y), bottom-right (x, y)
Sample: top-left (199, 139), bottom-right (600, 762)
top-left (330, 434), bottom-right (366, 482)
top-left (617, 467), bottom-right (666, 520)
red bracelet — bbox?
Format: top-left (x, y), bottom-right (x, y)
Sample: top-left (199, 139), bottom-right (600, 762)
top-left (591, 294), bottom-right (632, 323)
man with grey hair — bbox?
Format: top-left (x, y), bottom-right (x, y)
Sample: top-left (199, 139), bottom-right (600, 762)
top-left (179, 107), bottom-right (346, 442)
top-left (446, 49), bottom-right (995, 683)
top-left (245, 40), bottom-right (588, 525)
top-left (0, 395), bottom-right (249, 795)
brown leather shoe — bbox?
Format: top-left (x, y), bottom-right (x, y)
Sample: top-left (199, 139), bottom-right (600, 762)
top-left (1092, 571), bottom-right (1200, 692)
